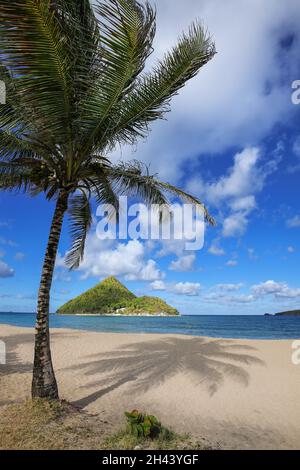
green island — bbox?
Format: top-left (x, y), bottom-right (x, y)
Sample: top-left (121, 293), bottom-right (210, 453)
top-left (275, 310), bottom-right (300, 317)
top-left (264, 310), bottom-right (300, 317)
top-left (57, 276), bottom-right (179, 316)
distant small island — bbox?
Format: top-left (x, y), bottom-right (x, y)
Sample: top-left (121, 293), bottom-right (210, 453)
top-left (264, 310), bottom-right (300, 317)
top-left (57, 276), bottom-right (179, 316)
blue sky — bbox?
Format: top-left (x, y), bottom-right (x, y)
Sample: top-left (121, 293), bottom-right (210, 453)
top-left (1, 0), bottom-right (300, 315)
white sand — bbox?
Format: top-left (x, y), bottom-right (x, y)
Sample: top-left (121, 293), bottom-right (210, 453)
top-left (0, 324), bottom-right (300, 449)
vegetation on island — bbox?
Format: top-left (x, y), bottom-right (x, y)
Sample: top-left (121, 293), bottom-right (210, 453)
top-left (264, 310), bottom-right (300, 317)
top-left (123, 296), bottom-right (179, 316)
top-left (275, 310), bottom-right (300, 316)
top-left (57, 276), bottom-right (179, 316)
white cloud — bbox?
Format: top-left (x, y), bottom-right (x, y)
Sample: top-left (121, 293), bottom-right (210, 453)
top-left (169, 254), bottom-right (196, 272)
top-left (173, 282), bottom-right (201, 296)
top-left (14, 252), bottom-right (25, 261)
top-left (293, 136), bottom-right (300, 157)
top-left (150, 280), bottom-right (166, 291)
top-left (222, 212), bottom-right (249, 238)
top-left (0, 260), bottom-right (14, 278)
top-left (208, 241), bottom-right (225, 256)
top-left (203, 148), bottom-right (262, 204)
top-left (188, 147), bottom-right (278, 239)
top-left (251, 280), bottom-right (300, 299)
top-left (0, 237), bottom-right (17, 247)
top-left (205, 280), bottom-right (300, 305)
top-left (229, 195), bottom-right (256, 212)
top-left (286, 215), bottom-right (300, 228)
top-left (216, 283), bottom-right (243, 292)
top-left (287, 246), bottom-right (295, 253)
top-left (188, 148), bottom-right (263, 204)
top-left (126, 259), bottom-right (161, 282)
top-left (58, 234), bottom-right (162, 282)
top-left (226, 260), bottom-right (238, 267)
top-left (287, 136), bottom-right (300, 173)
top-left (248, 248), bottom-right (258, 260)
top-left (204, 292), bottom-right (255, 303)
top-left (226, 295), bottom-right (256, 303)
top-left (54, 269), bottom-right (71, 283)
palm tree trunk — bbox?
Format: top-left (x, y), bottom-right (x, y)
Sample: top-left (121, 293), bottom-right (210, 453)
top-left (32, 190), bottom-right (69, 399)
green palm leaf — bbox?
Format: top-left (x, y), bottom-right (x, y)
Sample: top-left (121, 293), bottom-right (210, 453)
top-left (100, 23), bottom-right (216, 149)
top-left (106, 161), bottom-right (215, 225)
top-left (81, 0), bottom-right (156, 152)
top-left (65, 193), bottom-right (92, 269)
top-left (0, 0), bottom-right (72, 142)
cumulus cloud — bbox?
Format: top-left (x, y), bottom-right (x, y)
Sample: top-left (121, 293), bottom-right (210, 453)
top-left (216, 283), bottom-right (243, 292)
top-left (0, 260), bottom-right (14, 278)
top-left (226, 260), bottom-right (238, 267)
top-left (229, 196), bottom-right (257, 212)
top-left (248, 248), bottom-right (258, 261)
top-left (188, 148), bottom-right (262, 204)
top-left (125, 259), bottom-right (161, 282)
top-left (224, 294), bottom-right (255, 303)
top-left (53, 270), bottom-right (71, 283)
top-left (251, 280), bottom-right (300, 299)
top-left (200, 148), bottom-right (262, 204)
top-left (203, 279), bottom-right (300, 306)
top-left (188, 147), bottom-right (278, 238)
top-left (14, 252), bottom-right (25, 261)
top-left (208, 241), bottom-right (225, 256)
top-left (286, 215), bottom-right (300, 228)
top-left (150, 280), bottom-right (166, 291)
top-left (293, 137), bottom-right (300, 157)
top-left (204, 292), bottom-right (255, 303)
top-left (287, 136), bottom-right (300, 173)
top-left (169, 254), bottom-right (196, 272)
top-left (57, 233), bottom-right (162, 282)
top-left (173, 282), bottom-right (201, 296)
top-left (0, 237), bottom-right (17, 247)
top-left (222, 212), bottom-right (249, 238)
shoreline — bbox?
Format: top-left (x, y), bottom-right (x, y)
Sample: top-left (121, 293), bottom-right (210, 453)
top-left (1, 324), bottom-right (300, 449)
top-left (0, 321), bottom-right (299, 341)
top-left (72, 313), bottom-right (179, 317)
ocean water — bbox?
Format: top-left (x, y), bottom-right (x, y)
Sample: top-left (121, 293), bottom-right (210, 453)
top-left (0, 312), bottom-right (299, 339)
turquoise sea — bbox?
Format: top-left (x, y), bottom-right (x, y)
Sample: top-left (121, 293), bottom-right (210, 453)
top-left (0, 312), bottom-right (299, 339)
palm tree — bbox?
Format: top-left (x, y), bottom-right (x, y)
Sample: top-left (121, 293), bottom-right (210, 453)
top-left (0, 0), bottom-right (216, 400)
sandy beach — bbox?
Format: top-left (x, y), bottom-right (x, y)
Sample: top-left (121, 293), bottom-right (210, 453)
top-left (0, 324), bottom-right (300, 450)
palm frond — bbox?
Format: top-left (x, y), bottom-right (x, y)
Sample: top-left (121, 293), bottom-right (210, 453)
top-left (81, 0), bottom-right (156, 152)
top-left (0, 0), bottom-right (72, 143)
top-left (106, 160), bottom-right (168, 206)
top-left (51, 0), bottom-right (100, 121)
top-left (100, 23), bottom-right (215, 150)
top-left (0, 161), bottom-right (37, 193)
top-left (155, 181), bottom-right (216, 226)
top-left (106, 161), bottom-right (215, 225)
top-left (0, 130), bottom-right (40, 161)
top-left (65, 192), bottom-right (92, 269)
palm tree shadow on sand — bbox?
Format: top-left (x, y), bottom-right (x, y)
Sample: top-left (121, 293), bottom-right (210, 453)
top-left (68, 337), bottom-right (265, 409)
top-left (0, 333), bottom-right (35, 377)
